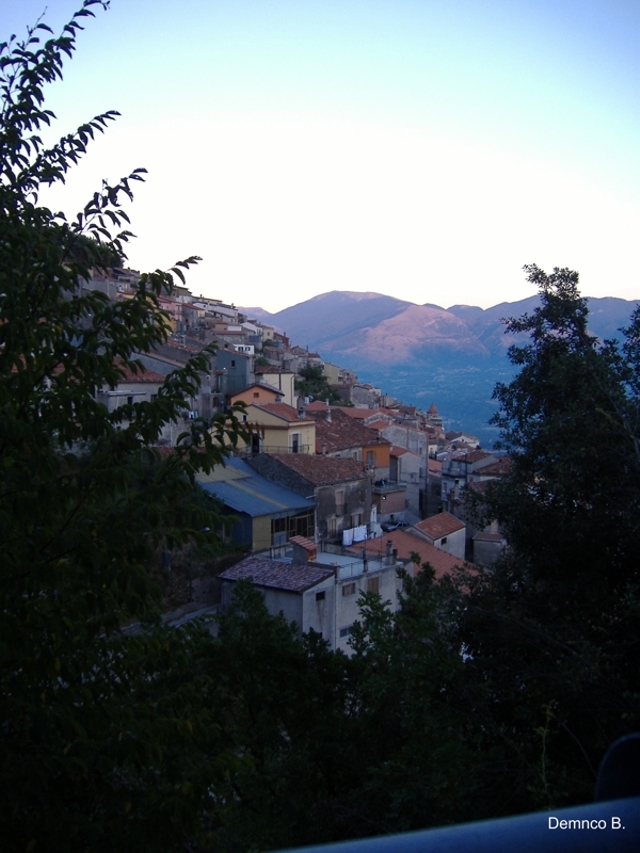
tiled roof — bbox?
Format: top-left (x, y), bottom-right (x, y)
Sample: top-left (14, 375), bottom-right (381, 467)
top-left (340, 408), bottom-right (369, 420)
top-left (463, 450), bottom-right (493, 464)
top-left (475, 457), bottom-right (511, 476)
top-left (219, 556), bottom-right (333, 593)
top-left (268, 453), bottom-right (366, 485)
top-left (413, 511), bottom-right (465, 539)
top-left (365, 419), bottom-right (390, 432)
top-left (309, 407), bottom-right (390, 453)
top-left (250, 402), bottom-right (313, 423)
top-left (347, 530), bottom-right (468, 580)
top-left (114, 360), bottom-right (166, 384)
top-left (390, 445), bottom-right (410, 457)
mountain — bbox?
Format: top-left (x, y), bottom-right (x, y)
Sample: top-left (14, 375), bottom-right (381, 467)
top-left (240, 290), bottom-right (639, 447)
top-left (241, 291), bottom-right (639, 368)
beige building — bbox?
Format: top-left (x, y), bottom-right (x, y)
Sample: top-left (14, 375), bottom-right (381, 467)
top-left (241, 402), bottom-right (316, 455)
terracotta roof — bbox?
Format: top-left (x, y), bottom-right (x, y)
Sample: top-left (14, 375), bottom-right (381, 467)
top-left (413, 511), bottom-right (465, 540)
top-left (390, 445), bottom-right (409, 457)
top-left (475, 457), bottom-right (512, 476)
top-left (365, 419), bottom-right (390, 432)
top-left (219, 556), bottom-right (333, 593)
top-left (289, 535), bottom-right (317, 552)
top-left (428, 458), bottom-right (442, 473)
top-left (114, 360), bottom-right (166, 384)
top-left (309, 407), bottom-right (390, 453)
top-left (340, 408), bottom-right (369, 420)
top-left (250, 402), bottom-right (313, 424)
top-left (347, 530), bottom-right (469, 581)
top-left (463, 450), bottom-right (493, 464)
top-left (268, 453), bottom-right (366, 485)
top-left (427, 403), bottom-right (439, 414)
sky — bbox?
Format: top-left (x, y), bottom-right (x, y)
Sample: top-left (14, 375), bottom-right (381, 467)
top-left (4, 0), bottom-right (640, 313)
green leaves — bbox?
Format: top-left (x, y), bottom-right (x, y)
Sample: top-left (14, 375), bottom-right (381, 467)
top-left (0, 4), bottom-right (244, 850)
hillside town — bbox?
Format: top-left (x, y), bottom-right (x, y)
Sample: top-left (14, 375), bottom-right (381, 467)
top-left (89, 267), bottom-right (510, 649)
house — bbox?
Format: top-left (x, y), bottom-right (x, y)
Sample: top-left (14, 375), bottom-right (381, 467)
top-left (408, 511), bottom-right (466, 561)
top-left (195, 457), bottom-right (315, 550)
top-left (218, 544), bottom-right (405, 653)
top-left (347, 528), bottom-right (469, 581)
top-left (389, 446), bottom-right (422, 516)
top-left (238, 402), bottom-right (316, 455)
top-left (230, 383), bottom-right (284, 407)
top-left (308, 405), bottom-right (391, 479)
top-left (253, 368), bottom-right (296, 407)
top-left (246, 453), bottom-right (373, 544)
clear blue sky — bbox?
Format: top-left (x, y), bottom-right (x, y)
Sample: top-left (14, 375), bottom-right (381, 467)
top-left (5, 0), bottom-right (640, 311)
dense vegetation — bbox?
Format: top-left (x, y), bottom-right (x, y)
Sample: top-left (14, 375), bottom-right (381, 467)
top-left (2, 5), bottom-right (639, 851)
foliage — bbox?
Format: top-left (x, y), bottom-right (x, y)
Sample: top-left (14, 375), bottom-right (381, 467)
top-left (0, 4), bottom-right (244, 849)
top-left (459, 265), bottom-right (640, 810)
top-left (295, 362), bottom-right (341, 403)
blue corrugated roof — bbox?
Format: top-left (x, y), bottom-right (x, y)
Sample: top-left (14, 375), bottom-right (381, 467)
top-left (196, 457), bottom-right (313, 518)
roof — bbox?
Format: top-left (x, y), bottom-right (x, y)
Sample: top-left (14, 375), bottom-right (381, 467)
top-left (462, 450), bottom-right (493, 464)
top-left (114, 360), bottom-right (166, 384)
top-left (365, 418), bottom-right (391, 432)
top-left (309, 407), bottom-right (390, 453)
top-left (267, 453), bottom-right (366, 485)
top-left (249, 402), bottom-right (314, 424)
top-left (347, 530), bottom-right (468, 581)
top-left (413, 511), bottom-right (465, 540)
top-left (475, 457), bottom-right (512, 476)
top-left (196, 457), bottom-right (312, 517)
top-left (219, 556), bottom-right (333, 593)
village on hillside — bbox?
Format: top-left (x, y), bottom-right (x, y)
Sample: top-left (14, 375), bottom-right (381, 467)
top-left (90, 267), bottom-right (510, 651)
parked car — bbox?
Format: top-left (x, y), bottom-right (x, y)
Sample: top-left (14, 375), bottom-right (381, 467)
top-left (381, 520), bottom-right (410, 532)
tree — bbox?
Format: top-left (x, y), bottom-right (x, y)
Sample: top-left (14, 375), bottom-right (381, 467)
top-left (457, 265), bottom-right (640, 811)
top-left (0, 4), bottom-right (244, 849)
top-left (295, 363), bottom-right (341, 403)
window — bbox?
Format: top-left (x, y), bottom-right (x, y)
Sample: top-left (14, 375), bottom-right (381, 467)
top-left (342, 583), bottom-right (356, 596)
top-left (127, 396), bottom-right (133, 406)
top-left (367, 450), bottom-right (374, 466)
top-left (315, 590), bottom-right (326, 602)
top-left (253, 391), bottom-right (259, 398)
top-left (441, 536), bottom-right (448, 545)
top-left (367, 576), bottom-right (380, 594)
top-left (231, 359), bottom-right (236, 368)
top-left (339, 625), bottom-right (354, 638)
top-left (328, 517), bottom-right (337, 536)
top-left (291, 432), bottom-right (301, 453)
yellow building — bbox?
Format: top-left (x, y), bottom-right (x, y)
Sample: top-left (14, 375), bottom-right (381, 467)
top-left (241, 402), bottom-right (316, 455)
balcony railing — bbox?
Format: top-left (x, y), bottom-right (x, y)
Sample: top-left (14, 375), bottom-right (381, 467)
top-left (237, 444), bottom-right (313, 456)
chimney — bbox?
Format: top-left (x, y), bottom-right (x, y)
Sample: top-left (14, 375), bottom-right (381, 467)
top-left (325, 406), bottom-right (332, 423)
top-left (386, 540), bottom-right (393, 564)
top-left (321, 442), bottom-right (327, 455)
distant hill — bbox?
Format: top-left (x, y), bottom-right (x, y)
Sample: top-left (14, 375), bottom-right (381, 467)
top-left (239, 290), bottom-right (639, 447)
top-left (241, 291), bottom-right (639, 368)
